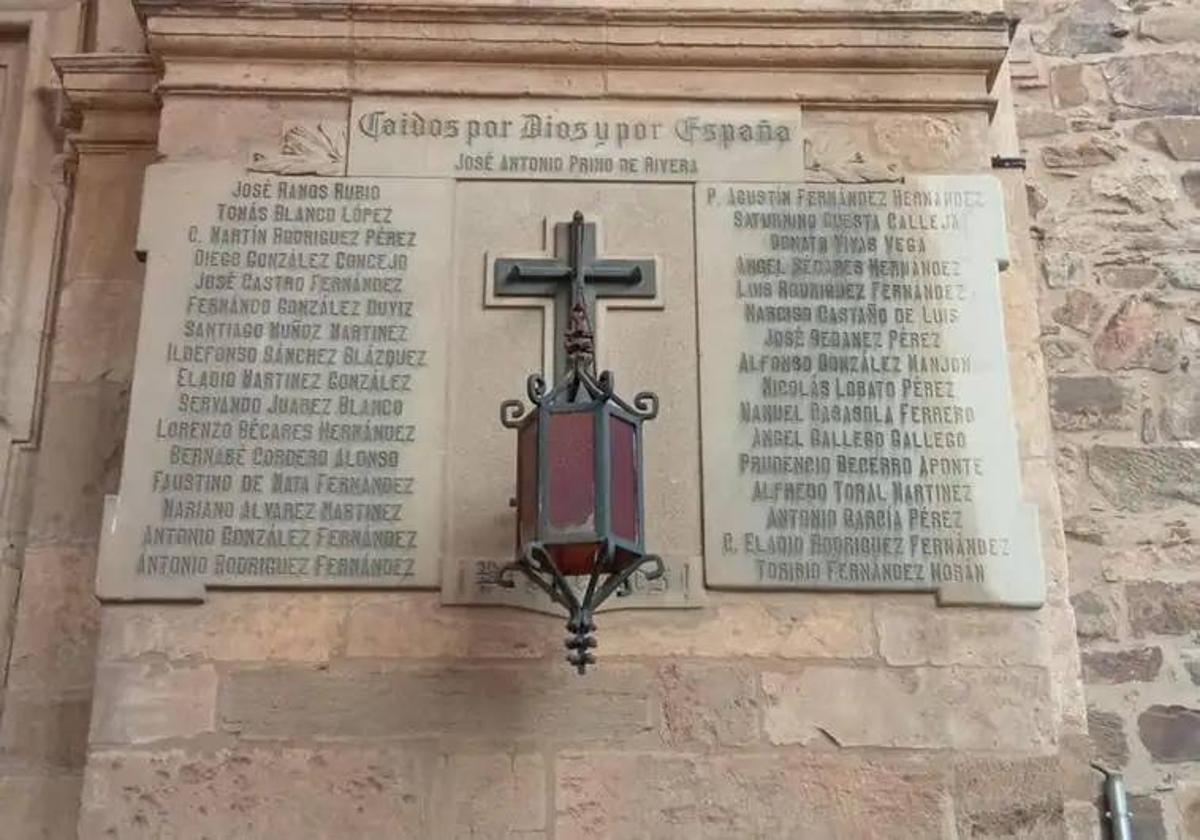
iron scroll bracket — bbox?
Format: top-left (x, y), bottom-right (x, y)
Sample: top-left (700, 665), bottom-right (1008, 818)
top-left (497, 541), bottom-right (665, 674)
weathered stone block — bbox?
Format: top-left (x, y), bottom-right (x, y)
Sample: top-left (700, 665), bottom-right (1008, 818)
top-left (1036, 0), bottom-right (1125, 56)
top-left (64, 149), bottom-right (154, 282)
top-left (1063, 513), bottom-right (1108, 545)
top-left (555, 752), bottom-right (950, 839)
top-left (1128, 795), bottom-right (1167, 840)
top-left (1027, 183), bottom-right (1049, 218)
top-left (1101, 542), bottom-right (1200, 581)
top-left (1040, 336), bottom-right (1081, 373)
top-left (598, 597), bottom-right (875, 659)
top-left (1089, 446), bottom-right (1200, 510)
top-left (1056, 442), bottom-right (1087, 513)
top-left (1182, 649), bottom-right (1200, 686)
top-left (1064, 801), bottom-right (1102, 840)
top-left (432, 753), bottom-right (546, 839)
top-left (1143, 117), bottom-right (1200, 160)
top-left (0, 691), bottom-right (92, 768)
top-left (875, 604), bottom-right (1047, 667)
top-left (1091, 165), bottom-right (1177, 213)
top-left (1138, 9), bottom-right (1200, 45)
top-left (26, 381), bottom-right (128, 545)
top-left (158, 97), bottom-right (347, 165)
top-left (1184, 170), bottom-right (1200, 209)
top-left (1071, 589), bottom-right (1120, 641)
top-left (92, 0), bottom-right (143, 51)
top-left (1160, 258), bottom-right (1200, 290)
top-left (1018, 108), bottom-right (1069, 138)
top-left (0, 774), bottom-right (85, 840)
top-left (761, 666), bottom-right (1053, 750)
top-left (1049, 375), bottom-right (1130, 430)
top-left (1137, 704), bottom-right (1200, 762)
top-left (952, 756), bottom-right (1064, 839)
top-left (1041, 252), bottom-right (1085, 289)
top-left (1088, 707), bottom-right (1129, 767)
top-left (1103, 53), bottom-right (1200, 117)
top-left (6, 545), bottom-right (99, 692)
top-left (1160, 374), bottom-right (1200, 442)
top-left (1080, 646), bottom-right (1162, 683)
top-left (1041, 136), bottom-right (1119, 168)
top-left (100, 594), bottom-right (347, 663)
top-left (91, 662), bottom-right (217, 745)
top-left (657, 663), bottom-right (759, 747)
top-left (219, 663), bottom-right (654, 743)
top-left (1127, 580), bottom-right (1200, 636)
top-left (345, 593), bottom-right (553, 659)
top-left (1179, 781), bottom-right (1200, 839)
top-left (78, 746), bottom-right (427, 839)
top-left (1052, 289), bottom-right (1106, 334)
top-left (1057, 731), bottom-right (1103, 802)
top-left (49, 278), bottom-right (143, 384)
top-left (1050, 65), bottom-right (1091, 109)
top-left (1093, 296), bottom-right (1179, 372)
top-left (869, 114), bottom-right (966, 169)
top-left (1096, 264), bottom-right (1160, 289)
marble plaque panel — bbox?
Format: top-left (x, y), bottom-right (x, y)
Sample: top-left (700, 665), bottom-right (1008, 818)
top-left (696, 177), bottom-right (1043, 606)
top-left (97, 164), bottom-right (451, 600)
top-left (349, 99), bottom-right (803, 182)
top-left (440, 181), bottom-right (704, 613)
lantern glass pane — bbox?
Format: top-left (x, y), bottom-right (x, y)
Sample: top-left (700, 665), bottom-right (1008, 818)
top-left (546, 411), bottom-right (596, 531)
top-left (552, 543), bottom-right (600, 576)
top-left (517, 418), bottom-right (538, 549)
top-left (610, 415), bottom-right (639, 543)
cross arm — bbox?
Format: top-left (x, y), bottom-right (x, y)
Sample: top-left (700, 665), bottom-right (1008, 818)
top-left (494, 256), bottom-right (573, 298)
top-left (588, 259), bottom-right (657, 299)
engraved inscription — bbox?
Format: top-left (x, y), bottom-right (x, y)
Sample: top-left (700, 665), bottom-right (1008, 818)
top-left (697, 178), bottom-right (1043, 606)
top-left (349, 100), bottom-right (803, 182)
top-left (99, 167), bottom-right (450, 599)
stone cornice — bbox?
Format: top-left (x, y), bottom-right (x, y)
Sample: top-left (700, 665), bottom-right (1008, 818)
top-left (54, 53), bottom-right (160, 111)
top-left (134, 1), bottom-right (1008, 24)
top-left (53, 54), bottom-right (160, 150)
top-left (132, 2), bottom-right (1011, 106)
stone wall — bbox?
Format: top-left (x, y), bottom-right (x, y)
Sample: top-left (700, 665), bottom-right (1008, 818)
top-left (0, 1), bottom-right (1144, 837)
top-left (79, 591), bottom-right (1087, 838)
top-left (0, 86), bottom-right (153, 840)
top-left (0, 2), bottom-right (153, 836)
top-left (66, 6), bottom-right (1093, 838)
top-left (0, 2), bottom-right (89, 834)
top-left (1012, 0), bottom-right (1200, 836)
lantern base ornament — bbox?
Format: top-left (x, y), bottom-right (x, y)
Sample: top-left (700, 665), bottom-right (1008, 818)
top-left (497, 542), bottom-right (664, 674)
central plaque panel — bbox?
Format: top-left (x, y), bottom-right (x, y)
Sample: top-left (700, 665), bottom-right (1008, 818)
top-left (696, 177), bottom-right (1043, 606)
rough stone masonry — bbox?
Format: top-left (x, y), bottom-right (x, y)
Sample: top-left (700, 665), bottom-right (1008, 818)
top-left (1012, 0), bottom-right (1200, 836)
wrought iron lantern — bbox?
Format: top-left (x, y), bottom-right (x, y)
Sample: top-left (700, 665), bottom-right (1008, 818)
top-left (499, 212), bottom-right (663, 674)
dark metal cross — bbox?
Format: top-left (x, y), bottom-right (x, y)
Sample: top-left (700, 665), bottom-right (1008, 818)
top-left (494, 211), bottom-right (656, 381)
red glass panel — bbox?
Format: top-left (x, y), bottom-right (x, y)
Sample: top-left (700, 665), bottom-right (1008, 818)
top-left (517, 419), bottom-right (538, 551)
top-left (546, 411), bottom-right (596, 532)
top-left (610, 416), bottom-right (639, 543)
top-left (551, 542), bottom-right (602, 576)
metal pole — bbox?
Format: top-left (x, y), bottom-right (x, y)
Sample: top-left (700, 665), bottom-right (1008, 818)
top-left (1094, 764), bottom-right (1132, 840)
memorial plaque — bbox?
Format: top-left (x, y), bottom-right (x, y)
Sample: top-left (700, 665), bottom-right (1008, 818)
top-left (697, 177), bottom-right (1043, 606)
top-left (98, 164), bottom-right (451, 599)
top-left (349, 99), bottom-right (803, 182)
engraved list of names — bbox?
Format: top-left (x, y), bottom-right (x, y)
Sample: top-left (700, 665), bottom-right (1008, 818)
top-left (98, 165), bottom-right (451, 600)
top-left (696, 177), bottom-right (1043, 606)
